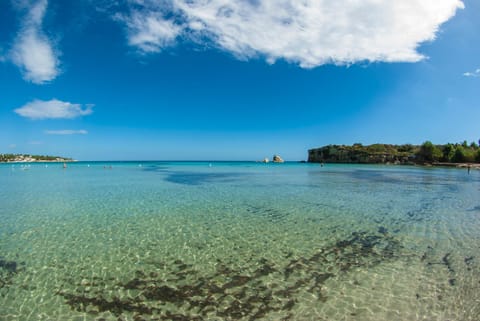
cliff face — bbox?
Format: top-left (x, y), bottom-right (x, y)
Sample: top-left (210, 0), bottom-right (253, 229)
top-left (308, 144), bottom-right (415, 164)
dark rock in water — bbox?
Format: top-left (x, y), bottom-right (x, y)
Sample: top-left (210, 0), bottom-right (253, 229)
top-left (0, 257), bottom-right (20, 290)
top-left (0, 258), bottom-right (17, 273)
top-left (57, 292), bottom-right (154, 316)
top-left (222, 275), bottom-right (252, 290)
top-left (378, 226), bottom-right (388, 234)
top-left (254, 259), bottom-right (277, 277)
top-left (123, 278), bottom-right (146, 290)
top-left (283, 299), bottom-right (296, 310)
top-left (464, 256), bottom-right (474, 265)
top-left (143, 285), bottom-right (186, 304)
top-left (442, 253), bottom-right (455, 273)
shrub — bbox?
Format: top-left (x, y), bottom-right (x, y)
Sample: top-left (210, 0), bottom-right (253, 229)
top-left (418, 141), bottom-right (442, 162)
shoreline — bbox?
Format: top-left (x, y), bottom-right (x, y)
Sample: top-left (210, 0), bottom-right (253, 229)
top-left (314, 161), bottom-right (480, 169)
top-left (2, 159), bottom-right (479, 170)
top-left (0, 160), bottom-right (76, 164)
top-left (432, 162), bottom-right (480, 169)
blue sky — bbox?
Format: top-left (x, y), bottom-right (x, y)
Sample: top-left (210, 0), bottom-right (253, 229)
top-left (1, 0), bottom-right (479, 161)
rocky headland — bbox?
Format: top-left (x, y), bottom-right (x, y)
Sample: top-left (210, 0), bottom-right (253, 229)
top-left (308, 142), bottom-right (480, 167)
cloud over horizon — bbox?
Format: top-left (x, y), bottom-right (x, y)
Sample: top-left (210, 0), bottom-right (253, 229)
top-left (14, 99), bottom-right (93, 120)
top-left (120, 0), bottom-right (464, 68)
top-left (45, 129), bottom-right (88, 135)
top-left (10, 0), bottom-right (60, 84)
top-left (463, 68), bottom-right (480, 77)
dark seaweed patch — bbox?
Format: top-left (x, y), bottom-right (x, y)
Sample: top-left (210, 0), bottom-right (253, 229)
top-left (350, 170), bottom-right (404, 184)
top-left (442, 253), bottom-right (455, 273)
top-left (465, 256), bottom-right (474, 265)
top-left (57, 232), bottom-right (402, 320)
top-left (378, 226), bottom-right (388, 235)
top-left (468, 205), bottom-right (480, 212)
top-left (164, 172), bottom-right (245, 186)
top-left (425, 251), bottom-right (460, 286)
top-left (245, 206), bottom-right (289, 222)
top-left (57, 292), bottom-right (154, 315)
top-left (0, 258), bottom-right (17, 273)
top-left (0, 257), bottom-right (22, 290)
top-left (140, 165), bottom-right (170, 173)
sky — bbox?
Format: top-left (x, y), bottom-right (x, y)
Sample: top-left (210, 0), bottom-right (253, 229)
top-left (0, 0), bottom-right (479, 161)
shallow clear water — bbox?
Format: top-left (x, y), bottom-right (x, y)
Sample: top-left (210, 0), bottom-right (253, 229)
top-left (1, 162), bottom-right (479, 320)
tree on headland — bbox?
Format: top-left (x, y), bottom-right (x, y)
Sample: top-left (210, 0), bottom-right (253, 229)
top-left (417, 141), bottom-right (442, 162)
top-left (452, 146), bottom-right (466, 163)
top-left (452, 146), bottom-right (476, 163)
top-left (442, 144), bottom-right (456, 162)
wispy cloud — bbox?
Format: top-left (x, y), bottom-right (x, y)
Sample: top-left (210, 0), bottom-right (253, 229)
top-left (463, 68), bottom-right (480, 77)
top-left (10, 0), bottom-right (60, 84)
top-left (119, 10), bottom-right (181, 53)
top-left (45, 129), bottom-right (88, 135)
top-left (119, 0), bottom-right (464, 68)
top-left (14, 99), bottom-right (94, 120)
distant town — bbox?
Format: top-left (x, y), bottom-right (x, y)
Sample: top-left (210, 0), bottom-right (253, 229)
top-left (0, 154), bottom-right (74, 163)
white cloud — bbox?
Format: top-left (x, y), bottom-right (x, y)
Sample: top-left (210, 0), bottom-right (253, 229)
top-left (10, 0), bottom-right (60, 84)
top-left (463, 68), bottom-right (480, 77)
top-left (121, 10), bottom-right (181, 53)
top-left (45, 129), bottom-right (88, 135)
top-left (120, 0), bottom-right (464, 67)
top-left (14, 99), bottom-right (93, 120)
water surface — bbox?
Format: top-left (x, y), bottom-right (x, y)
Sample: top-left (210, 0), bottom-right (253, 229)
top-left (1, 162), bottom-right (479, 320)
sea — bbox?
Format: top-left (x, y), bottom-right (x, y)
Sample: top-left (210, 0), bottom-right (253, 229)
top-left (0, 161), bottom-right (479, 321)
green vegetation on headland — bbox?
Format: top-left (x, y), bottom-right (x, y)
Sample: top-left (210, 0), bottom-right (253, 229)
top-left (0, 154), bottom-right (74, 163)
top-left (308, 141), bottom-right (480, 165)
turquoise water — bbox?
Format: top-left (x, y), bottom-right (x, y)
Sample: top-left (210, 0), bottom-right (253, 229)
top-left (0, 162), bottom-right (479, 320)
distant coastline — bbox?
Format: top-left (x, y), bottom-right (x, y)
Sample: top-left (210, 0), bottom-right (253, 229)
top-left (0, 154), bottom-right (74, 163)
